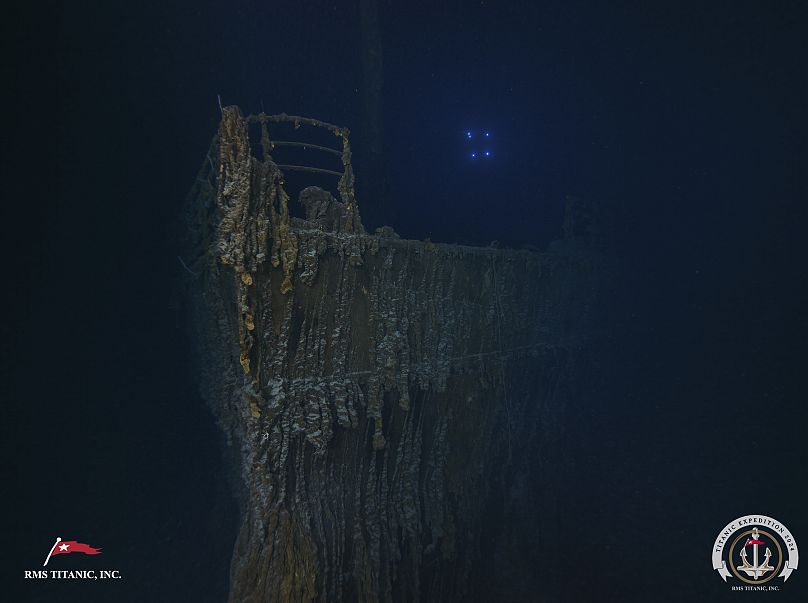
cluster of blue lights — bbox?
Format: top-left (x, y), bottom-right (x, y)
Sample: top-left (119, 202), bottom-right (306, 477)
top-left (465, 130), bottom-right (492, 159)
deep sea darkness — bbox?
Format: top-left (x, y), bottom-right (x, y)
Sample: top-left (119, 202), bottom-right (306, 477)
top-left (3, 1), bottom-right (806, 601)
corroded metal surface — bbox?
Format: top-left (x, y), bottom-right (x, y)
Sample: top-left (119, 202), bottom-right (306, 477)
top-left (183, 107), bottom-right (601, 602)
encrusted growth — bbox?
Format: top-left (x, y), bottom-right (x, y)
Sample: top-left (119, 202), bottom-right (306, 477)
top-left (183, 107), bottom-right (602, 602)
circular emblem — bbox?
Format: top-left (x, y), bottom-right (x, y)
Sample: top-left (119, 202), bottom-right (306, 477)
top-left (712, 515), bottom-right (799, 586)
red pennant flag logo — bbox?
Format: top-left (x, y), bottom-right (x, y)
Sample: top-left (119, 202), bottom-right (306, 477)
top-left (43, 537), bottom-right (102, 566)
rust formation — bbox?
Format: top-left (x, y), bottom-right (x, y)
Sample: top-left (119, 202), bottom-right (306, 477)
top-left (182, 106), bottom-right (604, 602)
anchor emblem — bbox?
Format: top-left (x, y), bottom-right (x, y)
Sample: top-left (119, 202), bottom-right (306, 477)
top-left (737, 528), bottom-right (775, 580)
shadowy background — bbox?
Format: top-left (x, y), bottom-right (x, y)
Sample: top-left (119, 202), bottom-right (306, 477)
top-left (3, 1), bottom-right (806, 601)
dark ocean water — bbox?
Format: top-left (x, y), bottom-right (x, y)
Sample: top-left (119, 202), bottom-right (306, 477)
top-left (3, 1), bottom-right (806, 601)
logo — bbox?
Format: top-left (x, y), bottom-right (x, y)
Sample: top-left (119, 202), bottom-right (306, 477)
top-left (23, 537), bottom-right (122, 581)
top-left (712, 515), bottom-right (799, 589)
top-left (43, 537), bottom-right (102, 566)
